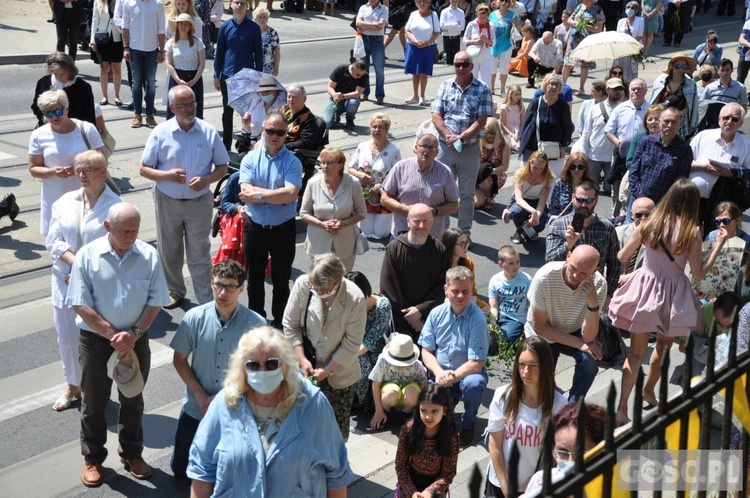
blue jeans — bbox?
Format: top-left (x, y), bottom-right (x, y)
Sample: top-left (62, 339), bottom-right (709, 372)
top-left (130, 48), bottom-right (158, 116)
top-left (446, 371), bottom-right (488, 429)
top-left (362, 35), bottom-right (385, 100)
top-left (171, 411), bottom-right (201, 478)
top-left (509, 196), bottom-right (549, 232)
top-left (323, 98), bottom-right (361, 126)
top-left (498, 316), bottom-right (524, 345)
top-left (549, 329), bottom-right (600, 401)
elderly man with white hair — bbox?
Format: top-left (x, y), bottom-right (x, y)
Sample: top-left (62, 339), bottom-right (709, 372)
top-left (689, 102), bottom-right (750, 231)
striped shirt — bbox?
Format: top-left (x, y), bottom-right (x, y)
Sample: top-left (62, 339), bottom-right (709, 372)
top-left (524, 261), bottom-right (607, 339)
top-left (381, 157), bottom-right (459, 238)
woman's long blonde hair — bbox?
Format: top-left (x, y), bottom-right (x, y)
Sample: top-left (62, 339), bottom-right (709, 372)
top-left (514, 150), bottom-right (555, 186)
top-left (223, 326), bottom-right (303, 417)
top-left (639, 178), bottom-right (700, 255)
top-left (168, 0), bottom-right (199, 20)
top-left (481, 117), bottom-right (505, 149)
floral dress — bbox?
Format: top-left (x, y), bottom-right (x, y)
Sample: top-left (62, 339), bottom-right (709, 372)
top-left (348, 141), bottom-right (401, 214)
top-left (354, 296), bottom-right (392, 408)
top-left (564, 3), bottom-right (605, 69)
top-left (194, 0), bottom-right (213, 57)
top-left (547, 179), bottom-right (575, 218)
top-left (261, 26), bottom-right (280, 75)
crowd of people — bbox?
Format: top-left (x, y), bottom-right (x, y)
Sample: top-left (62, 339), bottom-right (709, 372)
top-left (15, 0), bottom-right (750, 497)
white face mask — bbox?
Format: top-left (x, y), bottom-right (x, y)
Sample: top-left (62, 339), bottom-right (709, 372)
top-left (317, 285), bottom-right (339, 300)
top-left (556, 458), bottom-right (574, 473)
top-left (246, 369), bottom-right (284, 394)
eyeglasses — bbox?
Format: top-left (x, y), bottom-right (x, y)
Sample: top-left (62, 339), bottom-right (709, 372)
top-left (575, 197), bottom-right (596, 205)
top-left (554, 448), bottom-right (574, 461)
top-left (244, 358), bottom-right (281, 372)
top-left (570, 163), bottom-right (586, 171)
top-left (417, 143), bottom-right (439, 152)
top-left (43, 108), bottom-right (65, 118)
top-left (634, 212), bottom-right (651, 219)
top-left (454, 62), bottom-right (472, 68)
top-left (264, 127), bottom-right (287, 137)
top-left (212, 282), bottom-right (241, 293)
top-left (75, 167), bottom-right (102, 175)
top-left (674, 64), bottom-right (689, 70)
top-left (720, 115), bottom-right (741, 123)
top-left (173, 101), bottom-right (197, 109)
top-left (715, 218), bottom-right (734, 226)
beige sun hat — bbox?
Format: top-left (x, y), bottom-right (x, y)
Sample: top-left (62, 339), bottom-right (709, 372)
top-left (383, 333), bottom-right (420, 367)
top-left (168, 13), bottom-right (196, 33)
top-left (107, 350), bottom-right (144, 398)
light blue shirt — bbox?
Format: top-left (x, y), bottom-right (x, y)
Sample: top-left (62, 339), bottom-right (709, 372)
top-left (239, 145), bottom-right (302, 226)
top-left (418, 301), bottom-right (489, 369)
top-left (141, 118), bottom-right (229, 199)
top-left (170, 301), bottom-right (266, 420)
top-left (66, 237), bottom-right (170, 331)
top-left (187, 376), bottom-right (353, 496)
top-left (489, 271), bottom-right (533, 324)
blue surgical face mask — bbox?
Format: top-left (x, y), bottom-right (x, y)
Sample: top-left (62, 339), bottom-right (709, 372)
top-left (246, 369), bottom-right (284, 394)
top-left (556, 458), bottom-right (574, 473)
top-left (261, 93), bottom-right (277, 104)
top-left (625, 8), bottom-right (635, 16)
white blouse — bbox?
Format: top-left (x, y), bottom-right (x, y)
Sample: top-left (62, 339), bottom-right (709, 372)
top-left (348, 140), bottom-right (401, 189)
top-left (45, 186), bottom-right (122, 307)
top-left (166, 36), bottom-right (205, 71)
top-left (28, 121), bottom-right (104, 236)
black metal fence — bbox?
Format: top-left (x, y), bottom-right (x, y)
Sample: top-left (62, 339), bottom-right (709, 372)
top-left (476, 313), bottom-right (750, 498)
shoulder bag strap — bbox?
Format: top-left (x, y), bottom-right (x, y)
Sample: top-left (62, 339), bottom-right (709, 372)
top-left (302, 290), bottom-right (313, 343)
top-left (659, 238), bottom-right (686, 270)
top-left (599, 101), bottom-right (609, 123)
top-left (535, 97), bottom-right (542, 146)
top-left (75, 119), bottom-right (92, 150)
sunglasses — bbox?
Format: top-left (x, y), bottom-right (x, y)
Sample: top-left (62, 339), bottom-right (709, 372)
top-left (570, 163), bottom-right (586, 171)
top-left (244, 358), bottom-right (281, 372)
top-left (454, 62), bottom-right (472, 68)
top-left (575, 197), bottom-right (596, 205)
top-left (674, 64), bottom-right (689, 70)
top-left (720, 115), bottom-right (741, 123)
top-left (478, 9), bottom-right (489, 13)
top-left (715, 218), bottom-right (734, 226)
top-left (634, 211), bottom-right (651, 219)
top-left (611, 71), bottom-right (623, 76)
top-left (484, 130), bottom-right (496, 135)
top-left (211, 282), bottom-right (240, 293)
top-left (264, 127), bottom-right (287, 137)
top-left (43, 108), bottom-right (65, 118)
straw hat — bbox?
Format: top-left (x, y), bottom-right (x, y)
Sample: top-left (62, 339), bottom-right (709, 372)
top-left (107, 350), bottom-right (144, 399)
top-left (663, 54), bottom-right (697, 74)
top-left (257, 74), bottom-right (281, 92)
top-left (383, 333), bottom-right (420, 367)
top-left (168, 13), bottom-right (196, 33)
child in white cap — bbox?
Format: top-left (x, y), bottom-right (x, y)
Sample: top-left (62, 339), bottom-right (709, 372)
top-left (369, 333), bottom-right (429, 429)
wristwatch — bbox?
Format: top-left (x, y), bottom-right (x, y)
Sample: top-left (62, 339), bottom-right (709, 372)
top-left (255, 192), bottom-right (263, 202)
top-left (132, 327), bottom-right (147, 339)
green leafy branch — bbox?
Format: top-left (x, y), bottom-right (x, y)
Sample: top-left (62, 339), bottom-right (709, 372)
top-left (486, 316), bottom-right (522, 370)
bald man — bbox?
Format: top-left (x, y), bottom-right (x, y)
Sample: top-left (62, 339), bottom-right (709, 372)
top-left (525, 244), bottom-right (607, 401)
top-left (67, 203), bottom-right (170, 487)
top-left (527, 31), bottom-right (563, 89)
top-left (616, 196), bottom-right (654, 281)
top-left (380, 203), bottom-right (451, 342)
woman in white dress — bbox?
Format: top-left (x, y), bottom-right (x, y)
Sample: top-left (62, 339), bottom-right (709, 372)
top-left (28, 89), bottom-right (105, 237)
top-left (45, 150), bottom-right (122, 411)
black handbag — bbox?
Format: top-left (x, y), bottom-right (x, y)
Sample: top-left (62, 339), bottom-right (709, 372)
top-left (301, 291), bottom-right (317, 368)
top-left (94, 31), bottom-right (111, 45)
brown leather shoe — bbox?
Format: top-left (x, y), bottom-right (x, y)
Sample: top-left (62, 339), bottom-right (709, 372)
top-left (81, 462), bottom-right (103, 487)
top-left (121, 456), bottom-right (152, 479)
top-left (145, 115), bottom-right (157, 128)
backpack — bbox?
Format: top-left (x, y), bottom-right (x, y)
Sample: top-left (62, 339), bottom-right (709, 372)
top-left (596, 314), bottom-right (628, 366)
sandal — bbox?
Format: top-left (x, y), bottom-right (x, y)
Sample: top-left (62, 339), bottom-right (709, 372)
top-left (616, 411), bottom-right (630, 427)
top-left (404, 97), bottom-right (419, 104)
top-left (642, 391), bottom-right (658, 408)
top-left (53, 390), bottom-right (81, 412)
top-left (419, 99), bottom-right (430, 106)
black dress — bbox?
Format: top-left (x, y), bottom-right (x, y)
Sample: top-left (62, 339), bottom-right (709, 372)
top-left (31, 75), bottom-right (96, 127)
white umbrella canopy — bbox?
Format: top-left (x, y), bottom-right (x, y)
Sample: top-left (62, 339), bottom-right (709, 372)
top-left (569, 31), bottom-right (643, 61)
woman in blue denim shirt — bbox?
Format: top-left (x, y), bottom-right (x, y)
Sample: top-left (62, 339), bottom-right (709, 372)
top-left (188, 326), bottom-right (353, 497)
